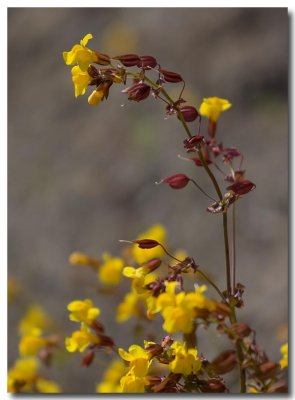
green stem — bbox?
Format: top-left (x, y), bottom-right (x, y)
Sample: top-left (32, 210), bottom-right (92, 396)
top-left (223, 212), bottom-right (232, 295)
top-left (230, 309), bottom-right (246, 393)
top-left (198, 269), bottom-right (227, 302)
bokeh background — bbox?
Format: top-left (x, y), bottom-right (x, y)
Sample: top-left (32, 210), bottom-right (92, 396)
top-left (8, 8), bottom-right (288, 393)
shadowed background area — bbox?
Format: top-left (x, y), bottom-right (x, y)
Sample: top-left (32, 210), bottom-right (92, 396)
top-left (8, 8), bottom-right (288, 393)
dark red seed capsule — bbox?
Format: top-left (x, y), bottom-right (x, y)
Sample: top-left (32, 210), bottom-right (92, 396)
top-left (226, 180), bottom-right (256, 195)
top-left (159, 173), bottom-right (190, 189)
top-left (113, 54), bottom-right (140, 67)
top-left (159, 69), bottom-right (183, 83)
top-left (178, 105), bottom-right (199, 122)
top-left (137, 55), bottom-right (157, 69)
top-left (122, 83), bottom-right (151, 102)
top-left (134, 239), bottom-right (160, 249)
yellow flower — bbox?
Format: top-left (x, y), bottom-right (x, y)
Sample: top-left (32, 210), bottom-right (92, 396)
top-left (199, 97), bottom-right (232, 122)
top-left (88, 89), bottom-right (105, 106)
top-left (35, 378), bottom-right (61, 393)
top-left (162, 303), bottom-right (195, 334)
top-left (120, 372), bottom-right (147, 393)
top-left (63, 33), bottom-right (97, 71)
top-left (132, 224), bottom-right (166, 264)
top-left (18, 305), bottom-right (51, 336)
top-left (183, 285), bottom-right (216, 314)
top-left (8, 357), bottom-right (39, 392)
top-left (169, 341), bottom-right (201, 375)
top-left (279, 342), bottom-right (288, 369)
top-left (67, 299), bottom-right (100, 324)
top-left (71, 66), bottom-right (91, 97)
top-left (65, 323), bottom-right (100, 352)
top-left (116, 292), bottom-right (141, 323)
top-left (118, 344), bottom-right (150, 377)
top-left (96, 359), bottom-right (127, 393)
top-left (19, 332), bottom-right (47, 357)
top-left (98, 253), bottom-right (124, 285)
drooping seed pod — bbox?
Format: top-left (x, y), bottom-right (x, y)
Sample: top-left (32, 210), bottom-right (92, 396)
top-left (142, 258), bottom-right (162, 272)
top-left (256, 362), bottom-right (278, 381)
top-left (183, 135), bottom-right (205, 150)
top-left (137, 55), bottom-right (157, 69)
top-left (113, 54), bottom-right (140, 67)
top-left (134, 239), bottom-right (160, 249)
top-left (159, 68), bottom-right (183, 83)
top-left (231, 323), bottom-right (251, 338)
top-left (122, 82), bottom-right (151, 102)
top-left (199, 379), bottom-right (227, 393)
top-left (226, 180), bottom-right (256, 195)
top-left (81, 350), bottom-right (95, 367)
top-left (178, 105), bottom-right (199, 122)
top-left (157, 173), bottom-right (190, 189)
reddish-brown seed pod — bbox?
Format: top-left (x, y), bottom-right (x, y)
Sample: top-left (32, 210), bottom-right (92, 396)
top-left (93, 51), bottom-right (111, 66)
top-left (183, 135), bottom-right (205, 150)
top-left (145, 343), bottom-right (163, 358)
top-left (211, 350), bottom-right (237, 375)
top-left (122, 82), bottom-right (151, 102)
top-left (226, 180), bottom-right (256, 195)
top-left (81, 350), bottom-right (95, 367)
top-left (159, 69), bottom-right (183, 83)
top-left (256, 362), bottom-right (278, 380)
top-left (143, 258), bottom-right (162, 271)
top-left (134, 239), bottom-right (160, 249)
top-left (231, 323), bottom-right (251, 338)
top-left (137, 55), bottom-right (157, 69)
top-left (113, 54), bottom-right (140, 67)
top-left (199, 379), bottom-right (227, 393)
top-left (192, 155), bottom-right (212, 167)
top-left (159, 173), bottom-right (190, 189)
top-left (178, 105), bottom-right (199, 122)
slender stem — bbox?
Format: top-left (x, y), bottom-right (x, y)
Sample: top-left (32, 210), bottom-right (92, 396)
top-left (183, 321), bottom-right (197, 348)
top-left (223, 212), bottom-right (232, 295)
top-left (230, 309), bottom-right (246, 393)
top-left (189, 179), bottom-right (217, 202)
top-left (197, 149), bottom-right (223, 201)
top-left (198, 269), bottom-right (227, 302)
top-left (232, 202), bottom-right (236, 291)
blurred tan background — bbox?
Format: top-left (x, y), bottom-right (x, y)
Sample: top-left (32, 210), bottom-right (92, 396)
top-left (8, 8), bottom-right (288, 393)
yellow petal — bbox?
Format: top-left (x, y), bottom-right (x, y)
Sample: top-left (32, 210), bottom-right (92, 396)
top-left (80, 33), bottom-right (93, 47)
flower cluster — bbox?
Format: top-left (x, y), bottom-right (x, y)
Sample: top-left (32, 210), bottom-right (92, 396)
top-left (8, 305), bottom-right (61, 393)
top-left (65, 299), bottom-right (115, 366)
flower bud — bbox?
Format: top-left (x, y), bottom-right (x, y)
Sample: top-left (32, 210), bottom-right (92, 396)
top-left (94, 51), bottom-right (110, 66)
top-left (178, 106), bottom-right (199, 122)
top-left (160, 69), bottom-right (183, 83)
top-left (137, 55), bottom-right (157, 69)
top-left (113, 54), bottom-right (140, 67)
top-left (158, 173), bottom-right (190, 189)
top-left (226, 180), bottom-right (256, 195)
top-left (69, 252), bottom-right (100, 268)
top-left (211, 350), bottom-right (237, 375)
top-left (122, 82), bottom-right (151, 102)
top-left (134, 239), bottom-right (160, 249)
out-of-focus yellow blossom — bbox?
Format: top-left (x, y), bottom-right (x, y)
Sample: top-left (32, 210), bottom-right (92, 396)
top-left (8, 357), bottom-right (39, 392)
top-left (65, 323), bottom-right (100, 352)
top-left (173, 249), bottom-right (188, 262)
top-left (199, 97), bottom-right (232, 123)
top-left (63, 33), bottom-right (97, 71)
top-left (247, 386), bottom-right (260, 393)
top-left (169, 341), bottom-right (201, 375)
top-left (120, 372), bottom-right (147, 393)
top-left (18, 305), bottom-right (51, 336)
top-left (19, 331), bottom-right (47, 357)
top-left (35, 378), bottom-right (61, 393)
top-left (182, 285), bottom-right (216, 312)
top-left (71, 66), bottom-right (91, 97)
top-left (96, 359), bottom-right (128, 393)
top-left (67, 299), bottom-right (100, 325)
top-left (98, 253), bottom-right (124, 285)
top-left (116, 292), bottom-right (142, 322)
top-left (132, 224), bottom-right (166, 264)
top-left (88, 88), bottom-right (105, 106)
top-left (118, 344), bottom-right (151, 377)
top-left (8, 276), bottom-right (21, 303)
top-left (279, 342), bottom-right (288, 369)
